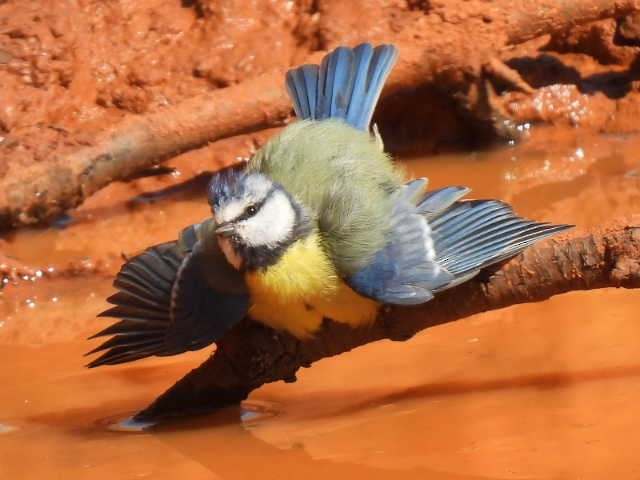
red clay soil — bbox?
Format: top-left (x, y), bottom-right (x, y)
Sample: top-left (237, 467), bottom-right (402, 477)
top-left (0, 0), bottom-right (310, 173)
top-left (1, 0), bottom-right (640, 172)
top-left (0, 0), bottom-right (638, 230)
top-left (0, 0), bottom-right (638, 244)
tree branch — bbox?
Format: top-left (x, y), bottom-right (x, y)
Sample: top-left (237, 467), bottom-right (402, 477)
top-left (1, 0), bottom-right (637, 229)
top-left (134, 217), bottom-right (640, 422)
top-left (505, 0), bottom-right (638, 44)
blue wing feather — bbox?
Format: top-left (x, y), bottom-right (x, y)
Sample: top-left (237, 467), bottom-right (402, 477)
top-left (86, 226), bottom-right (249, 367)
top-left (348, 182), bottom-right (454, 305)
top-left (348, 181), bottom-right (572, 305)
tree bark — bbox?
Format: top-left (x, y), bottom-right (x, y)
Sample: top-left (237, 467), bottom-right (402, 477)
top-left (134, 218), bottom-right (640, 422)
top-left (1, 0), bottom-right (637, 229)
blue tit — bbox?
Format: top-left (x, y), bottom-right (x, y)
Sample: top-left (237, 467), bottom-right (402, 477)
top-left (87, 43), bottom-right (571, 367)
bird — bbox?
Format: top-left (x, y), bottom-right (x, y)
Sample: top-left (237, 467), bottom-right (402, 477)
top-left (86, 43), bottom-right (571, 367)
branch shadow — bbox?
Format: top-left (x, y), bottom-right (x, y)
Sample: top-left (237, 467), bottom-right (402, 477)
top-left (506, 54), bottom-right (639, 100)
top-left (298, 363), bottom-right (640, 422)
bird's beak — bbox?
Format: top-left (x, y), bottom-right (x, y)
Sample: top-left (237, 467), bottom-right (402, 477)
top-left (214, 223), bottom-right (235, 237)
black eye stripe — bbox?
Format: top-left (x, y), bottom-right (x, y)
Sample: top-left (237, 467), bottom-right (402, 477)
top-left (230, 186), bottom-right (278, 223)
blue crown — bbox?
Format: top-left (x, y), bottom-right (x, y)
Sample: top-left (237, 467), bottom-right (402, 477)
top-left (207, 168), bottom-right (246, 208)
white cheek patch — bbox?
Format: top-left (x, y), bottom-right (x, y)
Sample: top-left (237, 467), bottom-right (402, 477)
top-left (238, 191), bottom-right (295, 247)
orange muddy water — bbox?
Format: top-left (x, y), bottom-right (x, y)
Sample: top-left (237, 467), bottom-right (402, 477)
top-left (0, 127), bottom-right (639, 479)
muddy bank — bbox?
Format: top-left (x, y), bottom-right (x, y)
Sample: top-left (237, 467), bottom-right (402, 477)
top-left (1, 0), bottom-right (638, 154)
top-left (1, 0), bottom-right (637, 130)
top-left (1, 1), bottom-right (640, 227)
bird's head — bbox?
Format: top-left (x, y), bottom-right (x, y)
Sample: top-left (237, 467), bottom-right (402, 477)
top-left (207, 169), bottom-right (312, 270)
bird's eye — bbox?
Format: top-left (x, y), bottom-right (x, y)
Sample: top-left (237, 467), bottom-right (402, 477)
top-left (246, 205), bottom-right (258, 216)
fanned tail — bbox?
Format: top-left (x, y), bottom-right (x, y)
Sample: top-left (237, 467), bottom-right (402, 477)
top-left (285, 43), bottom-right (398, 130)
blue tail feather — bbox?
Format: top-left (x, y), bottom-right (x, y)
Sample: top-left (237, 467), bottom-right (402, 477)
top-left (285, 43), bottom-right (398, 130)
top-left (285, 66), bottom-right (318, 119)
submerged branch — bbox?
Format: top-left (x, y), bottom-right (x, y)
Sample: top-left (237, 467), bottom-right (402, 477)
top-left (1, 0), bottom-right (638, 229)
top-left (135, 218), bottom-right (640, 421)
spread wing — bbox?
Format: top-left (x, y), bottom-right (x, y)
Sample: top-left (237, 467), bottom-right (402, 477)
top-left (86, 222), bottom-right (249, 367)
top-left (348, 179), bottom-right (572, 305)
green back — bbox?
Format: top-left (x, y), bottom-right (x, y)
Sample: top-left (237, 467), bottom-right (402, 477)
top-left (248, 119), bottom-right (403, 275)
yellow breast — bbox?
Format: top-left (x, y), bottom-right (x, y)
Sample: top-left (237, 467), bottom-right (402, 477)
top-left (245, 234), bottom-right (380, 338)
